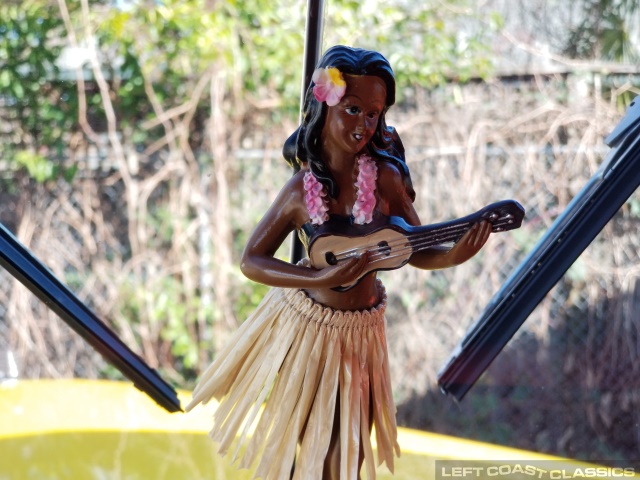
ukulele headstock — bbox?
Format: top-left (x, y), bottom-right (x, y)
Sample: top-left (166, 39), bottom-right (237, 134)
top-left (479, 200), bottom-right (525, 233)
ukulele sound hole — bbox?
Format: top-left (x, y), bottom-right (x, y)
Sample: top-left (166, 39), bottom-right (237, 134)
top-left (325, 252), bottom-right (338, 265)
top-left (378, 241), bottom-right (391, 256)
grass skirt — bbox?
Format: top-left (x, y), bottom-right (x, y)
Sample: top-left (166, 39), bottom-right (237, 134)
top-left (186, 283), bottom-right (400, 479)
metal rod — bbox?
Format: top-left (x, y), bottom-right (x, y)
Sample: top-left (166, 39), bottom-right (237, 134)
top-left (291, 0), bottom-right (325, 264)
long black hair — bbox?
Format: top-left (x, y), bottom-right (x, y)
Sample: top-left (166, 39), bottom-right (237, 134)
top-left (283, 45), bottom-right (415, 201)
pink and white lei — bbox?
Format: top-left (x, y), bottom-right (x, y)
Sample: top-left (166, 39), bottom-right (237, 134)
top-left (351, 155), bottom-right (378, 224)
top-left (303, 171), bottom-right (330, 225)
top-left (303, 155), bottom-right (378, 226)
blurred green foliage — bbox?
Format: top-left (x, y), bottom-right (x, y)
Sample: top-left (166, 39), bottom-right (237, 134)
top-left (0, 1), bottom-right (81, 182)
top-left (564, 0), bottom-right (640, 62)
top-left (1, 0), bottom-right (497, 182)
top-left (325, 0), bottom-right (497, 89)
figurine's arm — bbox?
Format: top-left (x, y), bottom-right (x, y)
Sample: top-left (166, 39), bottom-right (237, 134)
top-left (377, 163), bottom-right (490, 270)
top-left (240, 172), bottom-right (370, 289)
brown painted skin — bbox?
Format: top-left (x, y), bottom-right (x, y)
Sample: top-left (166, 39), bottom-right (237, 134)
top-left (238, 74), bottom-right (491, 479)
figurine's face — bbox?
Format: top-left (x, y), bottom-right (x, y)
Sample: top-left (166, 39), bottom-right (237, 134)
top-left (321, 75), bottom-right (386, 157)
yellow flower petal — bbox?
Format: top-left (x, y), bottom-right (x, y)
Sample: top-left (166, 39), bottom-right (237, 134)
top-left (327, 67), bottom-right (346, 87)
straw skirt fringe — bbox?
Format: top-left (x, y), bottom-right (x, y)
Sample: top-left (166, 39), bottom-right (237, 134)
top-left (186, 284), bottom-right (400, 480)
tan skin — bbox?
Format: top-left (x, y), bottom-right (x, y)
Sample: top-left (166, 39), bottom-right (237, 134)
top-left (240, 75), bottom-right (491, 479)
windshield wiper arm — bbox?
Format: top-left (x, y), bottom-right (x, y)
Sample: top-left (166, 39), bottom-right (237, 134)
top-left (438, 96), bottom-right (640, 401)
top-left (0, 224), bottom-right (182, 413)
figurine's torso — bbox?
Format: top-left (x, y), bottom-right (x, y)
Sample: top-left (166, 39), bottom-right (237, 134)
top-left (299, 163), bottom-right (384, 311)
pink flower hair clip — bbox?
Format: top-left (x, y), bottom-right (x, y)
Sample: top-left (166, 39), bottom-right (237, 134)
top-left (312, 67), bottom-right (346, 106)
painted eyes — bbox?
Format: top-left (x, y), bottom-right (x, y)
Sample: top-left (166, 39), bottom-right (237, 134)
top-left (345, 105), bottom-right (380, 119)
top-left (346, 105), bottom-right (360, 115)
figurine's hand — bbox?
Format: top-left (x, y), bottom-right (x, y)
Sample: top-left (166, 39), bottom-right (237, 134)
top-left (311, 251), bottom-right (370, 288)
top-left (449, 221), bottom-right (491, 265)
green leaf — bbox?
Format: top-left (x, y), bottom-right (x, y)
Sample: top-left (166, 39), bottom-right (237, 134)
top-left (13, 149), bottom-right (55, 183)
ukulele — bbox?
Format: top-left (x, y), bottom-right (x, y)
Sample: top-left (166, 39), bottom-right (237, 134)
top-left (308, 200), bottom-right (525, 291)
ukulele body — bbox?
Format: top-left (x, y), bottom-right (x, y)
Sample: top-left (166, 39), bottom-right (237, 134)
top-left (309, 215), bottom-right (415, 271)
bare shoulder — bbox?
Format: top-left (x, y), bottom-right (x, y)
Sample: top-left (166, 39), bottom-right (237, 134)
top-left (376, 159), bottom-right (404, 183)
top-left (376, 160), bottom-right (402, 181)
top-left (375, 159), bottom-right (419, 222)
top-left (376, 160), bottom-right (410, 202)
top-left (270, 168), bottom-right (309, 229)
top-left (287, 168), bottom-right (307, 204)
top-left (281, 168), bottom-right (306, 196)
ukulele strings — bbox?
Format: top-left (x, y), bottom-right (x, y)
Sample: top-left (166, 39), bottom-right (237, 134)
top-left (367, 225), bottom-right (471, 265)
top-left (330, 218), bottom-right (513, 266)
top-left (364, 218), bottom-right (512, 266)
top-left (333, 224), bottom-right (472, 260)
top-left (331, 222), bottom-right (474, 264)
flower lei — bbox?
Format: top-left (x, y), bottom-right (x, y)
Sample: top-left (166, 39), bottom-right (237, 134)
top-left (303, 155), bottom-right (378, 226)
top-left (303, 171), bottom-right (330, 225)
top-left (352, 155), bottom-right (378, 224)
top-left (312, 67), bottom-right (346, 106)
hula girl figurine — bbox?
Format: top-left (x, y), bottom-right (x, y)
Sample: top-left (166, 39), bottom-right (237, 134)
top-left (186, 45), bottom-right (491, 480)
